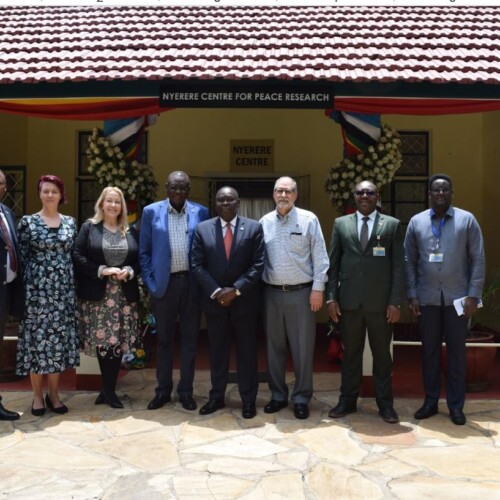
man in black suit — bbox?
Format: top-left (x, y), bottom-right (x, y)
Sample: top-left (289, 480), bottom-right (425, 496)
top-left (0, 170), bottom-right (23, 420)
top-left (191, 186), bottom-right (265, 419)
top-left (326, 180), bottom-right (404, 423)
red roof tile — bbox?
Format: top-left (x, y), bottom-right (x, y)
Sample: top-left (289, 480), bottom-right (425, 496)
top-left (0, 5), bottom-right (499, 85)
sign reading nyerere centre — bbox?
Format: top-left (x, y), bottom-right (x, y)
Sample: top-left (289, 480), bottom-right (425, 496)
top-left (160, 81), bottom-right (334, 109)
top-left (230, 140), bottom-right (274, 172)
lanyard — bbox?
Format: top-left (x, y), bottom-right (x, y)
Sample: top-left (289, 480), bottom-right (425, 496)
top-left (430, 209), bottom-right (446, 247)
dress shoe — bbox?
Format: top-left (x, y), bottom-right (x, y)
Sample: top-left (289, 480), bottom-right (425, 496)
top-left (293, 403), bottom-right (309, 420)
top-left (31, 401), bottom-right (46, 417)
top-left (450, 408), bottom-right (466, 425)
top-left (0, 401), bottom-right (20, 421)
top-left (95, 392), bottom-right (106, 405)
top-left (379, 407), bottom-right (399, 424)
top-left (147, 394), bottom-right (171, 410)
top-left (45, 394), bottom-right (69, 415)
top-left (199, 399), bottom-right (225, 415)
top-left (414, 403), bottom-right (438, 420)
top-left (242, 403), bottom-right (256, 419)
top-left (263, 399), bottom-right (288, 414)
top-left (328, 402), bottom-right (357, 419)
top-left (179, 395), bottom-right (197, 411)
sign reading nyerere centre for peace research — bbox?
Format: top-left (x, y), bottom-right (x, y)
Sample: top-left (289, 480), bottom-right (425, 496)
top-left (160, 81), bottom-right (334, 109)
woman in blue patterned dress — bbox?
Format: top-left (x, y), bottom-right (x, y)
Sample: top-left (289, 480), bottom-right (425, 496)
top-left (73, 187), bottom-right (139, 409)
top-left (16, 175), bottom-right (79, 416)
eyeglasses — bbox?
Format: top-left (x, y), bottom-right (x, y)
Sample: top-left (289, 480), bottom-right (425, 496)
top-left (430, 188), bottom-right (451, 194)
top-left (354, 190), bottom-right (377, 196)
top-left (167, 185), bottom-right (189, 193)
top-left (274, 189), bottom-right (296, 195)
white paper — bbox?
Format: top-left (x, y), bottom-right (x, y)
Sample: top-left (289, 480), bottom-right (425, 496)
top-left (453, 296), bottom-right (483, 316)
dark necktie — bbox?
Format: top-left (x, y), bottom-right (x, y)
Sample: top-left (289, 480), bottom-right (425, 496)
top-left (0, 210), bottom-right (17, 272)
top-left (360, 216), bottom-right (369, 251)
top-left (224, 223), bottom-right (233, 259)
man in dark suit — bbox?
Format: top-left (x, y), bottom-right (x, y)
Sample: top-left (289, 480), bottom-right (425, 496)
top-left (140, 171), bottom-right (210, 411)
top-left (191, 186), bottom-right (265, 419)
top-left (0, 170), bottom-right (23, 420)
top-left (326, 180), bottom-right (404, 423)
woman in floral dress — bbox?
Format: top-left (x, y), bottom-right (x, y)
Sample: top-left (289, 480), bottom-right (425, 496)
top-left (73, 186), bottom-right (139, 409)
top-left (16, 175), bottom-right (79, 416)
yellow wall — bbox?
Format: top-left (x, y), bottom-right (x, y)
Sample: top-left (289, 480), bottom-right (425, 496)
top-left (0, 109), bottom-right (495, 270)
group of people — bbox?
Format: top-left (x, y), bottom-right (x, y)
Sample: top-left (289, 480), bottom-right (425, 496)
top-left (0, 169), bottom-right (485, 427)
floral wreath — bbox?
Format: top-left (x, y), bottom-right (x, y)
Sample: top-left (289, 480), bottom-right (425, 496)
top-left (86, 127), bottom-right (158, 214)
top-left (325, 123), bottom-right (402, 213)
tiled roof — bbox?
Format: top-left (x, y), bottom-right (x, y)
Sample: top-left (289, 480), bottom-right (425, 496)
top-left (0, 5), bottom-right (499, 85)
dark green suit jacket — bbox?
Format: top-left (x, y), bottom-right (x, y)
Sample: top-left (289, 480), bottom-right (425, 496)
top-left (326, 212), bottom-right (404, 312)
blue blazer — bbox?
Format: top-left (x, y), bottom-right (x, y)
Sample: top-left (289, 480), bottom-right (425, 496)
top-left (139, 199), bottom-right (210, 299)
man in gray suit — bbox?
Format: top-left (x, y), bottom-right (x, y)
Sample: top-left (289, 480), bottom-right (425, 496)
top-left (0, 170), bottom-right (22, 420)
top-left (326, 180), bottom-right (404, 423)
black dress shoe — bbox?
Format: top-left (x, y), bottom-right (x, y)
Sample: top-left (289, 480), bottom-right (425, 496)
top-left (328, 402), bottom-right (357, 419)
top-left (45, 394), bottom-right (69, 415)
top-left (264, 399), bottom-right (288, 414)
top-left (179, 395), bottom-right (197, 411)
top-left (414, 403), bottom-right (438, 420)
top-left (293, 403), bottom-right (309, 420)
top-left (450, 408), bottom-right (466, 425)
top-left (379, 407), bottom-right (399, 424)
top-left (95, 392), bottom-right (106, 405)
top-left (31, 401), bottom-right (46, 417)
top-left (199, 399), bottom-right (225, 415)
top-left (242, 403), bottom-right (256, 419)
top-left (0, 402), bottom-right (20, 421)
top-left (147, 394), bottom-right (171, 410)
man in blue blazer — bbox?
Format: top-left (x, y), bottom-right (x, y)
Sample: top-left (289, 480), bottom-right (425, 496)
top-left (140, 171), bottom-right (209, 411)
top-left (0, 170), bottom-right (23, 420)
top-left (326, 180), bottom-right (404, 424)
top-left (191, 187), bottom-right (265, 419)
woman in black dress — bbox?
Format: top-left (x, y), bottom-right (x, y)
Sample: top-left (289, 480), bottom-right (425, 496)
top-left (16, 175), bottom-right (79, 416)
top-left (73, 186), bottom-right (140, 408)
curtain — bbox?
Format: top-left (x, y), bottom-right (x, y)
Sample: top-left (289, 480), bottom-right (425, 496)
top-left (239, 198), bottom-right (274, 220)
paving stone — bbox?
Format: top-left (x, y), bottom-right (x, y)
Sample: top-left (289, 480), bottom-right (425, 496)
top-left (389, 446), bottom-right (500, 481)
top-left (389, 475), bottom-right (500, 499)
top-left (307, 462), bottom-right (384, 499)
top-left (241, 473), bottom-right (305, 499)
top-left (182, 433), bottom-right (287, 458)
top-left (187, 456), bottom-right (286, 475)
top-left (297, 422), bottom-right (368, 465)
top-left (350, 417), bottom-right (417, 445)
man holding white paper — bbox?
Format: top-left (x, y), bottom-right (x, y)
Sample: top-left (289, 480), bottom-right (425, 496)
top-left (404, 174), bottom-right (485, 425)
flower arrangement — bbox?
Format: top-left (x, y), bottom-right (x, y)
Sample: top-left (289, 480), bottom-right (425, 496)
top-left (325, 123), bottom-right (402, 213)
top-left (86, 127), bottom-right (158, 212)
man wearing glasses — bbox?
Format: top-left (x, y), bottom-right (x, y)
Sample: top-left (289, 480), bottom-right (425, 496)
top-left (260, 176), bottom-right (329, 419)
top-left (405, 174), bottom-right (485, 425)
top-left (140, 171), bottom-right (209, 411)
top-left (327, 180), bottom-right (404, 423)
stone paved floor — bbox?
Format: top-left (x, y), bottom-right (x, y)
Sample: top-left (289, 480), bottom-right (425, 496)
top-left (1, 369), bottom-right (500, 499)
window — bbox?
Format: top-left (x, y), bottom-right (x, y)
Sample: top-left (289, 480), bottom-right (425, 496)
top-left (1, 166), bottom-right (25, 221)
top-left (381, 131), bottom-right (429, 226)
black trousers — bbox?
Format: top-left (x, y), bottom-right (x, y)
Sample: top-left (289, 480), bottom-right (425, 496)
top-left (152, 275), bottom-right (201, 398)
top-left (419, 305), bottom-right (468, 410)
top-left (205, 310), bottom-right (258, 404)
top-left (340, 308), bottom-right (394, 410)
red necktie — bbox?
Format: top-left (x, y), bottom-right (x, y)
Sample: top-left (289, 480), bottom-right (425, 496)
top-left (0, 211), bottom-right (17, 272)
top-left (224, 223), bottom-right (233, 259)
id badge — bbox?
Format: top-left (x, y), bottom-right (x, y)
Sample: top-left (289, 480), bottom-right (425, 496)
top-left (373, 246), bottom-right (386, 257)
top-left (429, 253), bottom-right (444, 263)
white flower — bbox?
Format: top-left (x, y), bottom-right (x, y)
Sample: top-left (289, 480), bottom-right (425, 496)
top-left (325, 123), bottom-right (402, 212)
